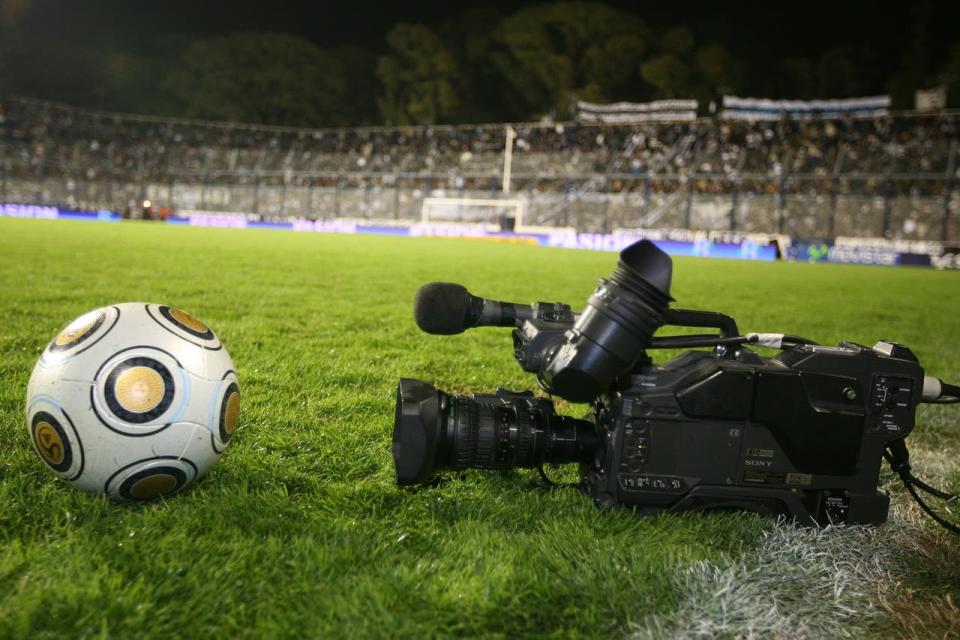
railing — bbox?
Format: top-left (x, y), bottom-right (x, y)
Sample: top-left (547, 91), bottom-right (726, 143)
top-left (1, 94), bottom-right (958, 241)
top-left (1, 167), bottom-right (955, 241)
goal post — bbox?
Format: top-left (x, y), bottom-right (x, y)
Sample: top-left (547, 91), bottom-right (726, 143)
top-left (421, 197), bottom-right (525, 231)
top-left (421, 197), bottom-right (524, 229)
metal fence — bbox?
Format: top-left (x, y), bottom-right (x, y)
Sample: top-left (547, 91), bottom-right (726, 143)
top-left (2, 165), bottom-right (955, 241)
top-left (2, 94), bottom-right (958, 241)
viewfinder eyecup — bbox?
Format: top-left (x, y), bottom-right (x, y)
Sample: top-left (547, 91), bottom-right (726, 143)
top-left (539, 240), bottom-right (673, 402)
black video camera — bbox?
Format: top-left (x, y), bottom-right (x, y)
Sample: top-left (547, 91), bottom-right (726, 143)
top-left (393, 241), bottom-right (960, 529)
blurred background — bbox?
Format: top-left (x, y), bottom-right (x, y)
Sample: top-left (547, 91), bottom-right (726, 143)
top-left (2, 5), bottom-right (959, 636)
top-left (2, 0), bottom-right (960, 253)
top-left (4, 0), bottom-right (960, 123)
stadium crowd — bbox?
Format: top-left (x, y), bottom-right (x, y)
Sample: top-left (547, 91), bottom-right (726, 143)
top-left (5, 95), bottom-right (958, 178)
top-left (1, 95), bottom-right (957, 239)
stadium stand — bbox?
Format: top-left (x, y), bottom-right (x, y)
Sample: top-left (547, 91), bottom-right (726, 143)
top-left (1, 95), bottom-right (957, 240)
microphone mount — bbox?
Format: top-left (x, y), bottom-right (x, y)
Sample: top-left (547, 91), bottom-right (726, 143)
top-left (413, 282), bottom-right (575, 335)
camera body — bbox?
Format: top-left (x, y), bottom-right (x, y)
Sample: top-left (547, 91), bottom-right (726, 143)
top-left (574, 340), bottom-right (923, 525)
top-left (394, 240), bottom-right (947, 528)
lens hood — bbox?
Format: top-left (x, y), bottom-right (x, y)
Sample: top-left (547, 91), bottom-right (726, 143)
top-left (393, 378), bottom-right (444, 485)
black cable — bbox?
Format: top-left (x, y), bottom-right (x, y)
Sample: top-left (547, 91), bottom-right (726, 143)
top-left (536, 465), bottom-right (580, 489)
top-left (902, 478), bottom-right (960, 535)
top-left (884, 445), bottom-right (960, 535)
top-left (908, 473), bottom-right (956, 501)
top-left (934, 382), bottom-right (960, 404)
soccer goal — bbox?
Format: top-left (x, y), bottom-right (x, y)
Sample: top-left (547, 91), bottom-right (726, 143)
top-left (420, 197), bottom-right (525, 231)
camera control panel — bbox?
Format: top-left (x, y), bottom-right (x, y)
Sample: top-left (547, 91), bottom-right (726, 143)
top-left (869, 376), bottom-right (914, 435)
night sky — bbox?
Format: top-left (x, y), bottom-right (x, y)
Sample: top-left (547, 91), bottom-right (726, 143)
top-left (13, 0), bottom-right (960, 61)
top-left (5, 0), bottom-right (960, 122)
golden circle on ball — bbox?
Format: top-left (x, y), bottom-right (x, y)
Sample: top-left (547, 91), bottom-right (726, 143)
top-left (114, 366), bottom-right (166, 413)
top-left (34, 421), bottom-right (65, 464)
top-left (224, 391), bottom-right (240, 435)
top-left (129, 474), bottom-right (178, 499)
top-left (169, 308), bottom-right (209, 334)
top-left (54, 312), bottom-right (101, 346)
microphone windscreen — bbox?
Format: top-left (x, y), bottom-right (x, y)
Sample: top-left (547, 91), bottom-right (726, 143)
top-left (413, 283), bottom-right (472, 335)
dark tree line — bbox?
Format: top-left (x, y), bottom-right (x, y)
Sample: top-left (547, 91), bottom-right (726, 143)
top-left (2, 1), bottom-right (959, 127)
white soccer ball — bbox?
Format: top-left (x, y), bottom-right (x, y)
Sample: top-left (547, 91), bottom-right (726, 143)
top-left (26, 303), bottom-right (240, 500)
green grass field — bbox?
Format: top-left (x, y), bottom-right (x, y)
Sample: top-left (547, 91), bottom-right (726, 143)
top-left (1, 218), bottom-right (958, 639)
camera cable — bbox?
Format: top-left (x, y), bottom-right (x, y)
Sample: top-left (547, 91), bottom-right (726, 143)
top-left (536, 465), bottom-right (581, 489)
top-left (884, 440), bottom-right (959, 535)
top-left (927, 381), bottom-right (960, 404)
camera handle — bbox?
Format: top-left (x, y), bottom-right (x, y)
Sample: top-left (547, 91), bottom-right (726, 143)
top-left (662, 308), bottom-right (740, 337)
top-left (650, 310), bottom-right (819, 352)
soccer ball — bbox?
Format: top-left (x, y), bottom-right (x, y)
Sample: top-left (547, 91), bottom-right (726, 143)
top-left (26, 303), bottom-right (240, 500)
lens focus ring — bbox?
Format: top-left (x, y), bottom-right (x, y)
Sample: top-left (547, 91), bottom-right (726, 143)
top-left (474, 403), bottom-right (499, 468)
top-left (512, 406), bottom-right (533, 466)
top-left (450, 399), bottom-right (478, 470)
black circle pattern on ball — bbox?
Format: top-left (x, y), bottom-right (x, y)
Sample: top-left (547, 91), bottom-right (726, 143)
top-left (104, 357), bottom-right (176, 423)
top-left (31, 411), bottom-right (73, 472)
top-left (47, 311), bottom-right (106, 353)
top-left (218, 382), bottom-right (240, 443)
top-left (118, 466), bottom-right (187, 500)
top-left (159, 305), bottom-right (215, 340)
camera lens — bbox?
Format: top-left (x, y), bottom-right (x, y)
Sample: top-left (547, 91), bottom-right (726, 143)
top-left (539, 239), bottom-right (673, 402)
top-left (393, 378), bottom-right (596, 486)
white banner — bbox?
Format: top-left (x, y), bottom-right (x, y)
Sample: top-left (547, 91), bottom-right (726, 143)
top-left (577, 100), bottom-right (698, 124)
top-left (721, 95), bottom-right (891, 121)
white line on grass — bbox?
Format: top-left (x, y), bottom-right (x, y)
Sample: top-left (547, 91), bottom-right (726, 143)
top-left (632, 446), bottom-right (957, 640)
top-left (633, 519), bottom-right (905, 639)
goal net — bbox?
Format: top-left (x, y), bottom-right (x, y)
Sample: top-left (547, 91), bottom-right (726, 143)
top-left (421, 197), bottom-right (525, 231)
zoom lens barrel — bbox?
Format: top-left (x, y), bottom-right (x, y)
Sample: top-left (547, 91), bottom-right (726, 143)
top-left (393, 378), bottom-right (597, 486)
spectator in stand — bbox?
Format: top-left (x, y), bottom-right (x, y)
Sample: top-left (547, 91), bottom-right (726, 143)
top-left (1, 94), bottom-right (957, 236)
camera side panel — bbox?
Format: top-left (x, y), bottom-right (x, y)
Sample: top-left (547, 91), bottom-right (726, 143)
top-left (583, 346), bottom-right (925, 526)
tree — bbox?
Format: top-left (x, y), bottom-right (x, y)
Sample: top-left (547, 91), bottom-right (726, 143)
top-left (439, 7), bottom-right (514, 122)
top-left (778, 57), bottom-right (817, 99)
top-left (0, 18), bottom-right (110, 105)
top-left (0, 0), bottom-right (29, 88)
top-left (940, 43), bottom-right (960, 107)
top-left (376, 23), bottom-right (460, 125)
top-left (640, 53), bottom-right (694, 99)
top-left (160, 33), bottom-right (348, 127)
top-left (817, 48), bottom-right (879, 98)
top-left (888, 3), bottom-right (933, 108)
top-left (695, 43), bottom-right (744, 98)
top-left (491, 2), bottom-right (651, 118)
top-left (332, 46), bottom-right (381, 126)
top-left (582, 34), bottom-right (649, 102)
top-left (661, 26), bottom-right (694, 56)
top-left (640, 28), bottom-right (742, 104)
